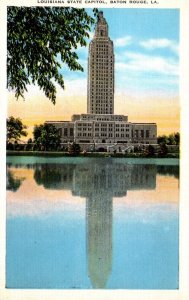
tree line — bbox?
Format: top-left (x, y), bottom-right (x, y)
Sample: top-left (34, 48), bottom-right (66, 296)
top-left (7, 116), bottom-right (62, 151)
top-left (157, 133), bottom-right (180, 146)
top-left (6, 116), bottom-right (80, 154)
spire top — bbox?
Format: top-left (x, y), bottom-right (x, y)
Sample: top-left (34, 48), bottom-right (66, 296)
top-left (94, 11), bottom-right (108, 38)
top-left (98, 11), bottom-right (104, 19)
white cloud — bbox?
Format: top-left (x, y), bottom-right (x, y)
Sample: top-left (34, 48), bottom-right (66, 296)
top-left (23, 78), bottom-right (87, 97)
top-left (75, 44), bottom-right (88, 53)
top-left (114, 36), bottom-right (133, 47)
top-left (140, 38), bottom-right (179, 55)
top-left (58, 78), bottom-right (87, 97)
top-left (115, 52), bottom-right (179, 76)
top-left (115, 72), bottom-right (179, 98)
top-left (78, 58), bottom-right (87, 65)
top-left (88, 30), bottom-right (95, 40)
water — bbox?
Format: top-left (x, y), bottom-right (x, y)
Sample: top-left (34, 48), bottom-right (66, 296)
top-left (6, 156), bottom-right (179, 289)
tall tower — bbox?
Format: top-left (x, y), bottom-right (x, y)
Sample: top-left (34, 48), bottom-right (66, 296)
top-left (87, 11), bottom-right (114, 115)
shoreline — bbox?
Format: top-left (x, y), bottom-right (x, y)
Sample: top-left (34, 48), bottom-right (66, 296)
top-left (6, 150), bottom-right (179, 159)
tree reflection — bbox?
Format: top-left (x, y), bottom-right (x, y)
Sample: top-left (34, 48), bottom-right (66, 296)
top-left (33, 164), bottom-right (75, 189)
top-left (6, 170), bottom-right (25, 192)
top-left (6, 157), bottom-right (179, 288)
top-left (157, 165), bottom-right (179, 179)
top-left (32, 160), bottom-right (158, 288)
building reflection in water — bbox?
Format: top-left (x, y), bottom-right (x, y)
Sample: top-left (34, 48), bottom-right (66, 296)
top-left (8, 160), bottom-right (174, 288)
top-left (72, 162), bottom-right (156, 288)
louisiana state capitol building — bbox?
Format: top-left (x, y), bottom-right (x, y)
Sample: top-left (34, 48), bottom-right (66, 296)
top-left (46, 11), bottom-right (157, 152)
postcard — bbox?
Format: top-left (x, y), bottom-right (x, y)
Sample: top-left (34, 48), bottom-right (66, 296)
top-left (0, 0), bottom-right (189, 299)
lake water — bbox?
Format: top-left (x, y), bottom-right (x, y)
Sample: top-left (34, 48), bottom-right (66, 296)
top-left (6, 156), bottom-right (179, 289)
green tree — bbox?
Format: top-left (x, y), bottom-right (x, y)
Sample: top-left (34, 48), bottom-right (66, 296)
top-left (145, 145), bottom-right (155, 157)
top-left (68, 142), bottom-right (81, 156)
top-left (7, 7), bottom-right (98, 103)
top-left (157, 135), bottom-right (168, 145)
top-left (7, 116), bottom-right (28, 144)
top-left (158, 143), bottom-right (168, 157)
top-left (167, 133), bottom-right (176, 145)
top-left (25, 138), bottom-right (33, 151)
top-left (157, 132), bottom-right (180, 145)
top-left (33, 123), bottom-right (61, 151)
top-left (173, 132), bottom-right (180, 145)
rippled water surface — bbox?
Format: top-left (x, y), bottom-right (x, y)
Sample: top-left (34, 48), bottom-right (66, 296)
top-left (6, 157), bottom-right (179, 289)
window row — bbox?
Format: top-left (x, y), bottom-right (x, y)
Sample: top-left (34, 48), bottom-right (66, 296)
top-left (134, 130), bottom-right (150, 138)
top-left (63, 128), bottom-right (74, 137)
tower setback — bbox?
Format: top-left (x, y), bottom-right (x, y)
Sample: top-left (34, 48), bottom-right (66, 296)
top-left (87, 11), bottom-right (114, 114)
top-left (46, 11), bottom-right (157, 151)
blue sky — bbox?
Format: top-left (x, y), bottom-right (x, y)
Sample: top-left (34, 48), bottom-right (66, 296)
top-left (60, 8), bottom-right (179, 98)
top-left (8, 8), bottom-right (180, 135)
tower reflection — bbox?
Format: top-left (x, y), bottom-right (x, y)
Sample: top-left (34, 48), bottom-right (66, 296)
top-left (30, 160), bottom-right (157, 288)
top-left (72, 162), bottom-right (156, 288)
top-left (87, 193), bottom-right (112, 288)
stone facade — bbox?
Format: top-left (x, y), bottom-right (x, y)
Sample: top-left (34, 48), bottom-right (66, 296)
top-left (45, 121), bottom-right (74, 143)
top-left (45, 11), bottom-right (157, 151)
top-left (132, 123), bottom-right (157, 145)
top-left (87, 11), bottom-right (114, 115)
top-left (46, 117), bottom-right (157, 150)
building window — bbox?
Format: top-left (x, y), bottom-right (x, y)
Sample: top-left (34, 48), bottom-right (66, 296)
top-left (58, 128), bottom-right (62, 137)
top-left (64, 128), bottom-right (68, 137)
top-left (70, 128), bottom-right (74, 136)
top-left (146, 130), bottom-right (150, 138)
